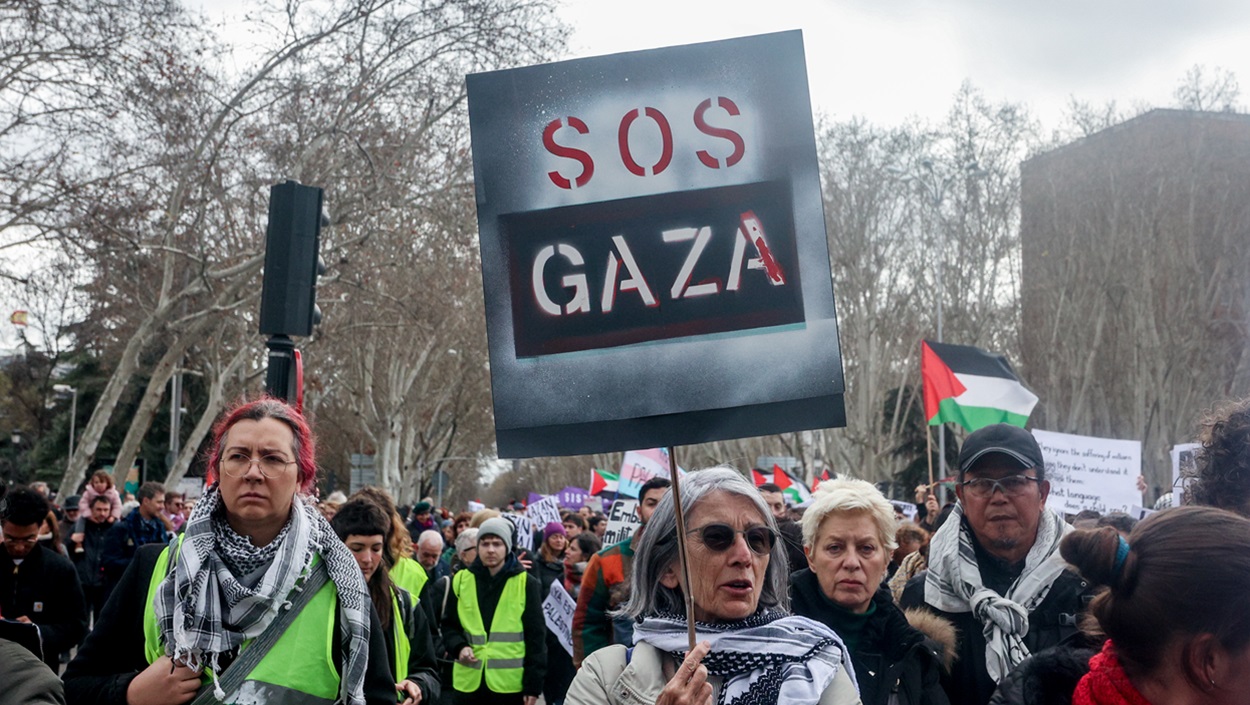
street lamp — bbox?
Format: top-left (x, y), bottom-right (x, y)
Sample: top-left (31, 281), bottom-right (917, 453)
top-left (53, 384), bottom-right (78, 477)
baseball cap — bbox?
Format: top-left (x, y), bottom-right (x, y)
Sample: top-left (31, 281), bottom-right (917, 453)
top-left (958, 424), bottom-right (1045, 475)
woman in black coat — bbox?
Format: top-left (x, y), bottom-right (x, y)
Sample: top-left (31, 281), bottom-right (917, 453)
top-left (789, 478), bottom-right (953, 705)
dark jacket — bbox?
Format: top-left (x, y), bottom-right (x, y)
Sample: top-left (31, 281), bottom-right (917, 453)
top-left (900, 547), bottom-right (1096, 705)
top-left (988, 633), bottom-right (1102, 705)
top-left (0, 544), bottom-right (88, 672)
top-left (791, 569), bottom-right (950, 705)
top-left (529, 553), bottom-right (565, 600)
top-left (777, 517), bottom-right (808, 572)
top-left (441, 553), bottom-right (547, 697)
top-left (62, 543), bottom-right (398, 705)
top-left (390, 586), bottom-right (441, 703)
top-left (99, 509), bottom-right (169, 593)
top-left (67, 518), bottom-right (111, 588)
top-left (0, 637), bottom-right (66, 705)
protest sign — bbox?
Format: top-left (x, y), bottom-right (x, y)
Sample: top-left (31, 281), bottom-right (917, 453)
top-left (528, 495), bottom-right (563, 529)
top-left (890, 500), bottom-right (918, 522)
top-left (174, 477), bottom-right (205, 500)
top-left (557, 486), bottom-right (594, 510)
top-left (1170, 442), bottom-right (1199, 506)
top-left (467, 500), bottom-right (485, 513)
top-left (1033, 429), bottom-right (1141, 515)
top-left (504, 513), bottom-right (535, 552)
top-left (602, 499), bottom-right (641, 546)
top-left (467, 30), bottom-right (845, 458)
top-left (619, 448), bottom-right (672, 498)
top-left (542, 580), bottom-right (577, 656)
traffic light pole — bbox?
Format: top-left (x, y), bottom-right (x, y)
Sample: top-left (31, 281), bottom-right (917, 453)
top-left (265, 334), bottom-right (297, 404)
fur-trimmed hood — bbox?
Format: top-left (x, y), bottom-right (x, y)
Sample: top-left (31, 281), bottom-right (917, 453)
top-left (904, 607), bottom-right (958, 673)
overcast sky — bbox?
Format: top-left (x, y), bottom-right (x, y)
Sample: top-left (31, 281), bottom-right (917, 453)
top-left (557, 0), bottom-right (1250, 127)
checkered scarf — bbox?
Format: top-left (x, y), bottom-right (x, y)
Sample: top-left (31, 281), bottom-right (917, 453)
top-left (633, 610), bottom-right (856, 705)
top-left (924, 502), bottom-right (1073, 683)
top-left (153, 485), bottom-right (370, 704)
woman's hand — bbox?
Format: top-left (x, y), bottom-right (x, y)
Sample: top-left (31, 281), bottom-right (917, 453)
top-left (657, 640), bottom-right (713, 705)
top-left (127, 655), bottom-right (201, 705)
top-left (457, 646), bottom-right (479, 666)
top-left (395, 679), bottom-right (422, 705)
top-left (925, 494), bottom-right (939, 517)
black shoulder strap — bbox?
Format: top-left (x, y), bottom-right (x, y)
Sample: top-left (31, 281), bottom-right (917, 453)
top-left (189, 561), bottom-right (331, 705)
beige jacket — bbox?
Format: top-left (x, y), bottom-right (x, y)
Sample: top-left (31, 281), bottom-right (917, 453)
top-left (565, 643), bottom-right (863, 705)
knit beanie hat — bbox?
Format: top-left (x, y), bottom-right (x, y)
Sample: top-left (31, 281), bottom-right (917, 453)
top-left (477, 517), bottom-right (514, 551)
top-left (543, 521), bottom-right (566, 542)
top-left (413, 501), bottom-right (432, 515)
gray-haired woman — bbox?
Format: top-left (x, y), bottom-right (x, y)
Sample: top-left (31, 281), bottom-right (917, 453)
top-left (566, 467), bottom-right (861, 705)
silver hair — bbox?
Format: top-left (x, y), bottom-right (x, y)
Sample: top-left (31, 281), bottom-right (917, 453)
top-left (417, 529), bottom-right (444, 549)
top-left (800, 477), bottom-right (899, 552)
top-left (622, 466), bottom-right (790, 621)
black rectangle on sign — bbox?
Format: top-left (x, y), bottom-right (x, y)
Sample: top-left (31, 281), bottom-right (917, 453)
top-left (503, 181), bottom-right (803, 357)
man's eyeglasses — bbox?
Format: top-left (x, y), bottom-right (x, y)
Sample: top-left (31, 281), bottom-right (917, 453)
top-left (960, 475), bottom-right (1042, 498)
top-left (687, 523), bottom-right (776, 556)
top-left (220, 452), bottom-right (297, 478)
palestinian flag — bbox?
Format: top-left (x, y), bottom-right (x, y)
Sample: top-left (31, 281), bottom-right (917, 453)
top-left (589, 468), bottom-right (619, 497)
top-left (811, 469), bottom-right (832, 492)
top-left (922, 340), bottom-right (1038, 431)
top-left (752, 466), bottom-right (811, 505)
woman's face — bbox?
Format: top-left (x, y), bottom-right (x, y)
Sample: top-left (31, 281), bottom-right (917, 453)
top-left (345, 534), bottom-right (385, 581)
top-left (547, 533), bottom-right (567, 553)
top-left (565, 540), bottom-right (584, 565)
top-left (218, 418), bottom-right (300, 532)
top-left (807, 510), bottom-right (889, 614)
top-left (459, 545), bottom-right (477, 566)
top-left (662, 491), bottom-right (770, 623)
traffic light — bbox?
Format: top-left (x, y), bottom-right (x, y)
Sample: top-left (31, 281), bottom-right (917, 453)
top-left (259, 180), bottom-right (327, 337)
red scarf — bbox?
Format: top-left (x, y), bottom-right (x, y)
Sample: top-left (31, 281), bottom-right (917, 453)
top-left (1073, 641), bottom-right (1153, 705)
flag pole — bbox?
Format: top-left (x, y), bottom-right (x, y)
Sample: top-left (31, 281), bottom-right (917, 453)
top-left (666, 445), bottom-right (697, 650)
top-left (926, 423), bottom-right (935, 489)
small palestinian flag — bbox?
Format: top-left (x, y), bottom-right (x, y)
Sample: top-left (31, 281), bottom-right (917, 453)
top-left (589, 468), bottom-right (619, 497)
top-left (811, 468), bottom-right (832, 492)
top-left (922, 340), bottom-right (1038, 431)
top-left (753, 466), bottom-right (811, 504)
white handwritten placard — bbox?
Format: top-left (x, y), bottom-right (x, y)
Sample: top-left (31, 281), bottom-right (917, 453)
top-left (602, 499), bottom-right (641, 546)
top-left (542, 580), bottom-right (577, 656)
top-left (528, 495), bottom-right (563, 530)
top-left (1033, 429), bottom-right (1141, 515)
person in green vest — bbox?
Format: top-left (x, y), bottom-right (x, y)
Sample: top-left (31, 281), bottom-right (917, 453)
top-left (333, 498), bottom-right (440, 705)
top-left (441, 517), bottom-right (546, 705)
top-left (62, 397), bottom-right (398, 705)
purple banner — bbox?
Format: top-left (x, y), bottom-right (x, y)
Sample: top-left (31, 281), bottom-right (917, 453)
top-left (557, 486), bottom-right (593, 510)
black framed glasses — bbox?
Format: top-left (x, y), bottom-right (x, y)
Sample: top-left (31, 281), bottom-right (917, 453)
top-left (220, 451), bottom-right (297, 478)
top-left (960, 475), bottom-right (1041, 498)
top-left (687, 523), bottom-right (776, 555)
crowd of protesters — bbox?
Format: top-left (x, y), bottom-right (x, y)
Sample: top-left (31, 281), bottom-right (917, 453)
top-left (7, 396), bottom-right (1250, 705)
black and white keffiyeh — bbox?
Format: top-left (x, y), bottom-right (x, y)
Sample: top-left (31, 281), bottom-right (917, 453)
top-left (633, 610), bottom-right (857, 705)
top-left (153, 484), bottom-right (370, 705)
top-left (924, 502), bottom-right (1073, 682)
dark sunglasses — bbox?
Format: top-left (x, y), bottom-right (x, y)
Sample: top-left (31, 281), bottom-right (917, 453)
top-left (687, 523), bottom-right (776, 555)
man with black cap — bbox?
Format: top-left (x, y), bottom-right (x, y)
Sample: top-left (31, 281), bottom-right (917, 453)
top-left (901, 423), bottom-right (1095, 705)
top-left (441, 516), bottom-right (546, 705)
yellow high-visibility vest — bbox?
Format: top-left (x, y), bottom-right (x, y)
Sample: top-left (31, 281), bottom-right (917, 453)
top-left (452, 569), bottom-right (527, 693)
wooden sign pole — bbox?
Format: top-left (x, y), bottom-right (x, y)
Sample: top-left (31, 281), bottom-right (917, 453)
top-left (665, 445), bottom-right (697, 650)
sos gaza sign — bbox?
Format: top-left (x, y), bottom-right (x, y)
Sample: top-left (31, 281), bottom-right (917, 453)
top-left (468, 31), bottom-right (846, 458)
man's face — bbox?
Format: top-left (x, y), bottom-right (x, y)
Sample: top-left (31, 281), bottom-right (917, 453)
top-left (1, 520), bottom-right (40, 559)
top-left (562, 520), bottom-right (582, 537)
top-left (417, 541), bottom-right (442, 569)
top-left (140, 493), bottom-right (165, 520)
top-left (956, 457), bottom-right (1050, 561)
top-left (478, 535), bottom-right (507, 570)
top-left (578, 507), bottom-right (591, 519)
top-left (638, 486), bottom-right (669, 525)
top-left (760, 490), bottom-right (786, 519)
top-left (165, 496), bottom-right (185, 516)
top-left (64, 507), bottom-right (80, 523)
top-left (90, 500), bottom-right (111, 523)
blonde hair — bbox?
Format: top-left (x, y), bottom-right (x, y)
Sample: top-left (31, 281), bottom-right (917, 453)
top-left (801, 478), bottom-right (898, 552)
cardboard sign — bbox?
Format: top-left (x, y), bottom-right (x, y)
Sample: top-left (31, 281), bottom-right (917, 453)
top-left (619, 448), bottom-right (673, 498)
top-left (542, 580), bottom-right (577, 656)
top-left (890, 500), bottom-right (918, 522)
top-left (1033, 429), bottom-right (1141, 515)
top-left (528, 495), bottom-right (564, 529)
top-left (602, 499), bottom-right (641, 546)
top-left (467, 31), bottom-right (845, 458)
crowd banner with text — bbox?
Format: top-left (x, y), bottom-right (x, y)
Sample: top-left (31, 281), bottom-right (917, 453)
top-left (504, 513), bottom-right (535, 552)
top-left (602, 499), bottom-right (641, 546)
top-left (619, 448), bottom-right (674, 498)
top-left (528, 495), bottom-right (563, 529)
top-left (1033, 429), bottom-right (1141, 515)
top-left (466, 30), bottom-right (846, 458)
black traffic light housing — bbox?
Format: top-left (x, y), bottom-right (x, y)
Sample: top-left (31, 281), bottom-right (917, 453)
top-left (259, 180), bottom-right (327, 337)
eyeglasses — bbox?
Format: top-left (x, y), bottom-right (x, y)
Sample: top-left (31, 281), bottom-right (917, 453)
top-left (687, 523), bottom-right (776, 556)
top-left (960, 474), bottom-right (1041, 498)
top-left (220, 451), bottom-right (297, 478)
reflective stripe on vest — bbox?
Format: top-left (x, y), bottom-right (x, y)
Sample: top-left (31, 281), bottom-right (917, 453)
top-left (392, 588), bottom-right (410, 682)
top-left (452, 570), bottom-right (527, 693)
top-left (143, 539), bottom-right (341, 704)
top-left (391, 556), bottom-right (429, 598)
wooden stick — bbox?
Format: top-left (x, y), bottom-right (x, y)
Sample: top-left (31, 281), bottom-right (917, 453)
top-left (666, 445), bottom-right (697, 650)
top-left (926, 423), bottom-right (935, 489)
